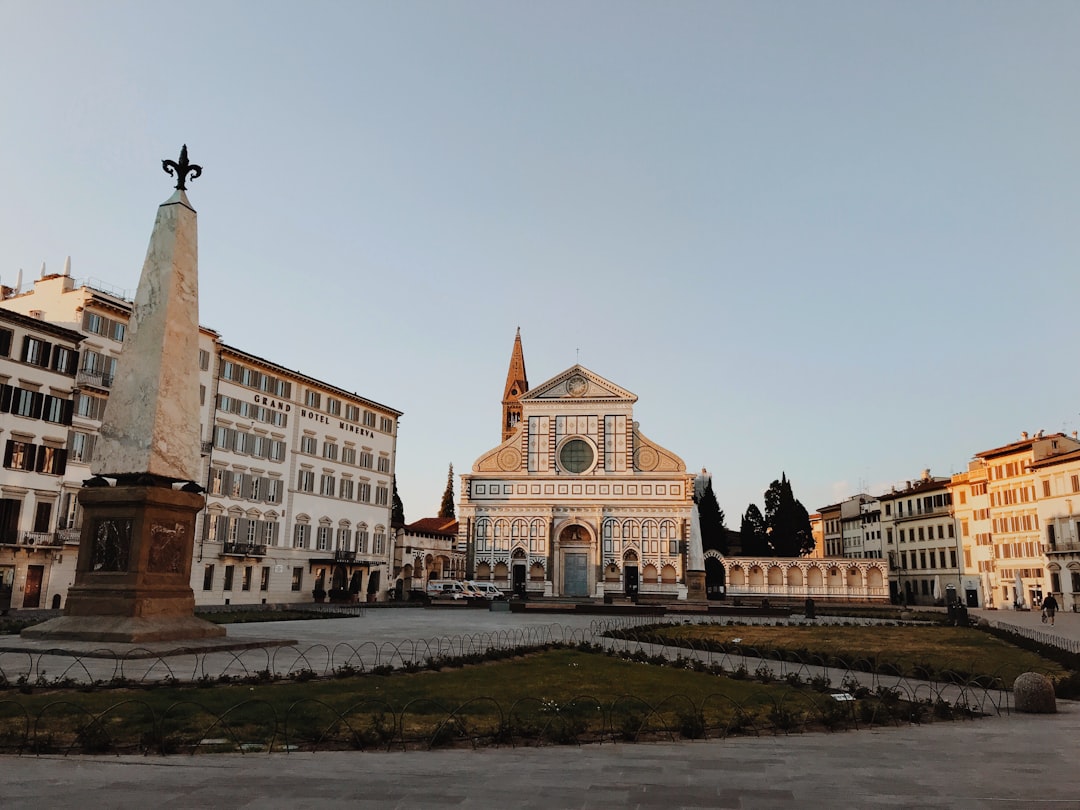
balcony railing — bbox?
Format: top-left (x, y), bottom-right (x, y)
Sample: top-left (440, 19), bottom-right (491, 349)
top-left (56, 528), bottom-right (82, 544)
top-left (222, 542), bottom-right (267, 558)
top-left (0, 532), bottom-right (62, 548)
top-left (76, 369), bottom-right (114, 389)
top-left (335, 549), bottom-right (357, 562)
top-left (1048, 541), bottom-right (1080, 554)
top-left (893, 504), bottom-right (952, 522)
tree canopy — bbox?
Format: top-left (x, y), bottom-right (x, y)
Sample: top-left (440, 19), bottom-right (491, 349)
top-left (696, 474), bottom-right (727, 554)
top-left (391, 474), bottom-right (405, 526)
top-left (739, 503), bottom-right (769, 556)
top-left (438, 463), bottom-right (456, 519)
top-left (763, 473), bottom-right (814, 557)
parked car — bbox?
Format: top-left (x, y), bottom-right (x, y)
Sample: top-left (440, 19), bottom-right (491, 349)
top-left (426, 580), bottom-right (477, 600)
top-left (466, 581), bottom-right (506, 600)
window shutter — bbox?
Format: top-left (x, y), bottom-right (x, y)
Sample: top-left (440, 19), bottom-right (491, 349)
top-left (40, 341), bottom-right (52, 367)
top-left (55, 448), bottom-right (67, 476)
top-left (62, 398), bottom-right (73, 425)
top-left (19, 337), bottom-right (28, 362)
top-left (2, 441), bottom-right (12, 468)
top-left (0, 385), bottom-right (11, 413)
top-left (31, 392), bottom-right (43, 420)
top-left (25, 444), bottom-right (37, 471)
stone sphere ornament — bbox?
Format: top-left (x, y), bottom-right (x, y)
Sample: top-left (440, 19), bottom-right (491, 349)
top-left (1013, 672), bottom-right (1056, 713)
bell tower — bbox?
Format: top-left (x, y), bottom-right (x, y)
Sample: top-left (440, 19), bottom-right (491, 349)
top-left (502, 328), bottom-right (529, 441)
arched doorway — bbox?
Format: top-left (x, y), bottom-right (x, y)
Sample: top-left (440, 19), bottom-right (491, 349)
top-left (704, 554), bottom-right (725, 600)
top-left (559, 523), bottom-right (591, 597)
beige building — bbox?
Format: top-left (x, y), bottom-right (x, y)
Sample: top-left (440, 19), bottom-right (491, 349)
top-left (0, 266), bottom-right (401, 607)
top-left (878, 472), bottom-right (963, 606)
top-left (1029, 444), bottom-right (1080, 612)
top-left (458, 333), bottom-right (694, 600)
top-left (949, 462), bottom-right (993, 608)
top-left (392, 516), bottom-right (464, 599)
top-left (970, 432), bottom-right (1080, 609)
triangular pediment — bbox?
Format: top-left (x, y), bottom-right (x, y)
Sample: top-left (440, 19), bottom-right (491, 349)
top-left (520, 364), bottom-right (638, 403)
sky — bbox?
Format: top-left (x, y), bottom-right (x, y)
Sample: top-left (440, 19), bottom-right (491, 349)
top-left (2, 2), bottom-right (1079, 524)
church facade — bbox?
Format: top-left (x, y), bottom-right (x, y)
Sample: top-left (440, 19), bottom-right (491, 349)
top-left (458, 332), bottom-right (695, 599)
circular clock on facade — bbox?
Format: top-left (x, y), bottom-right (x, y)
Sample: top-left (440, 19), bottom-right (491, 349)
top-left (559, 438), bottom-right (594, 474)
top-left (566, 375), bottom-right (588, 397)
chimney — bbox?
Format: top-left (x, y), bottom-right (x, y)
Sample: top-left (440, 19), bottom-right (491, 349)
top-left (1021, 431), bottom-right (1029, 440)
top-left (921, 469), bottom-right (930, 481)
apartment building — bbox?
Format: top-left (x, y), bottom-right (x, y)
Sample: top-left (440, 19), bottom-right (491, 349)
top-left (1, 266), bottom-right (401, 607)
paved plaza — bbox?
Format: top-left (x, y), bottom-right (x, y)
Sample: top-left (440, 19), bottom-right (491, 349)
top-left (0, 604), bottom-right (1077, 808)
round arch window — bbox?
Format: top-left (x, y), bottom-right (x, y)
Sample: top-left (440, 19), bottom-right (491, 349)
top-left (559, 438), bottom-right (594, 474)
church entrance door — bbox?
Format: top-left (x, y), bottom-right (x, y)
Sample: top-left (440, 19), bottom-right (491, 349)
top-left (563, 552), bottom-right (588, 597)
top-left (512, 564), bottom-right (526, 597)
top-left (624, 565), bottom-right (638, 597)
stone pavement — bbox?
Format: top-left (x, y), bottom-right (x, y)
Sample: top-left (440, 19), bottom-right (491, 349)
top-left (0, 606), bottom-right (1077, 808)
top-left (0, 703), bottom-right (1076, 809)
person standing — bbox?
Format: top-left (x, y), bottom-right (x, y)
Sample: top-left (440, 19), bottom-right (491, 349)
top-left (1042, 593), bottom-right (1059, 626)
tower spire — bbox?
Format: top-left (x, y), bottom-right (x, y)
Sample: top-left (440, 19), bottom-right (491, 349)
top-left (502, 327), bottom-right (528, 441)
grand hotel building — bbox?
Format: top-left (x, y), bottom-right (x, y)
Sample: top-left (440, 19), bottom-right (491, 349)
top-left (0, 265), bottom-right (400, 609)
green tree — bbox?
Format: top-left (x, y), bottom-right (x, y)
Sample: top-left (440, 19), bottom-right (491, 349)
top-left (697, 473), bottom-right (727, 554)
top-left (438, 463), bottom-right (456, 519)
top-left (391, 474), bottom-right (405, 526)
top-left (739, 503), bottom-right (769, 556)
top-left (763, 473), bottom-right (814, 557)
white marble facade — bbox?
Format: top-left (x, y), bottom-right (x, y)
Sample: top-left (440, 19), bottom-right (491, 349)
top-left (459, 363), bottom-right (694, 600)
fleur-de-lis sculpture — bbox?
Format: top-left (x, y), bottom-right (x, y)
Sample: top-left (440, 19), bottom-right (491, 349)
top-left (161, 144), bottom-right (203, 191)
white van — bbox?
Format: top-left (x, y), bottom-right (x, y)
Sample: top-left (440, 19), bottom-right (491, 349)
top-left (426, 580), bottom-right (478, 600)
top-left (466, 581), bottom-right (506, 600)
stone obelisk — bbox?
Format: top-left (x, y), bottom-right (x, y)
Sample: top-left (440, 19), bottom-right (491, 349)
top-left (684, 468), bottom-right (709, 603)
top-left (24, 146), bottom-right (225, 642)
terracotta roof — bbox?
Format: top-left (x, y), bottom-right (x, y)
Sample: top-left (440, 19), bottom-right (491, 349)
top-left (974, 433), bottom-right (1071, 460)
top-left (405, 517), bottom-right (459, 536)
top-left (1029, 447), bottom-right (1080, 470)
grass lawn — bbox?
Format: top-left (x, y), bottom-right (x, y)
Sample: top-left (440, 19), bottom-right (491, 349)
top-left (623, 623), bottom-right (1066, 684)
top-left (0, 647), bottom-right (843, 754)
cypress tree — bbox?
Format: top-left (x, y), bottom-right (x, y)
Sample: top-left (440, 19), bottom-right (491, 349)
top-left (697, 474), bottom-right (727, 554)
top-left (438, 463), bottom-right (456, 519)
top-left (391, 474), bottom-right (405, 526)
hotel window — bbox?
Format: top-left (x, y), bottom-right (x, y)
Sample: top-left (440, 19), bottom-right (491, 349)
top-left (363, 410), bottom-right (375, 427)
top-left (223, 565), bottom-right (235, 591)
top-left (357, 526), bottom-right (369, 553)
top-left (52, 346), bottom-right (77, 375)
top-left (339, 479), bottom-right (354, 500)
top-left (12, 388), bottom-right (38, 418)
top-left (300, 435), bottom-right (317, 455)
top-left (359, 451), bottom-right (373, 469)
top-left (345, 404), bottom-right (360, 422)
top-left (316, 526), bottom-right (331, 551)
top-left (242, 566), bottom-right (252, 591)
top-left (327, 397), bottom-right (341, 416)
top-left (305, 390), bottom-right (321, 408)
top-left (297, 469), bottom-right (314, 492)
top-left (377, 456), bottom-right (390, 473)
top-left (293, 522), bottom-right (310, 549)
top-left (22, 337), bottom-right (51, 367)
top-left (373, 528), bottom-right (385, 555)
top-left (263, 520), bottom-right (278, 546)
top-left (267, 479), bottom-right (282, 504)
top-left (337, 527), bottom-right (352, 551)
top-left (342, 447), bottom-right (356, 465)
top-left (260, 566), bottom-right (270, 591)
top-left (380, 416), bottom-right (394, 433)
top-left (323, 442), bottom-right (338, 460)
top-left (4, 439), bottom-right (35, 471)
top-left (375, 485), bottom-right (389, 506)
top-left (199, 349), bottom-right (210, 370)
top-left (202, 564), bottom-right (214, 591)
top-left (37, 445), bottom-right (66, 475)
top-left (320, 474), bottom-right (335, 496)
top-left (358, 482), bottom-right (371, 502)
top-left (291, 567), bottom-right (303, 591)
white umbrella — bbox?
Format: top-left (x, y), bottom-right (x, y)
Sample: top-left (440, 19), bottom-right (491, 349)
top-left (1014, 573), bottom-right (1025, 609)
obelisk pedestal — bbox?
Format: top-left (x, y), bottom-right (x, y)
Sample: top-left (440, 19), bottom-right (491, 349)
top-left (23, 146), bottom-right (224, 643)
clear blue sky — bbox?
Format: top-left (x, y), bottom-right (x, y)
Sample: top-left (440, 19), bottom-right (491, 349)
top-left (3, 2), bottom-right (1078, 524)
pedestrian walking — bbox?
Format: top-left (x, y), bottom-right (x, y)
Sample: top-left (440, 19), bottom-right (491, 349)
top-left (1042, 593), bottom-right (1059, 626)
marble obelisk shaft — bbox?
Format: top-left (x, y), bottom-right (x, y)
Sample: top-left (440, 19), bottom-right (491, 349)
top-left (95, 189), bottom-right (202, 483)
top-left (23, 184), bottom-right (224, 642)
